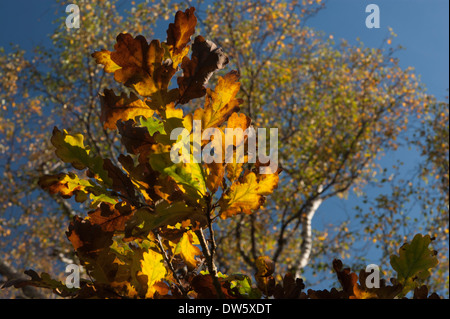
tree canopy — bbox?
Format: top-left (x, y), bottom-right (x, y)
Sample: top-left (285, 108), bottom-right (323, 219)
top-left (0, 0), bottom-right (447, 299)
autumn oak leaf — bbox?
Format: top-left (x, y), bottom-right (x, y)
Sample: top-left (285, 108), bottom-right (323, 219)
top-left (178, 35), bottom-right (229, 104)
top-left (100, 89), bottom-right (154, 130)
top-left (166, 7), bottom-right (197, 68)
top-left (218, 171), bottom-right (279, 219)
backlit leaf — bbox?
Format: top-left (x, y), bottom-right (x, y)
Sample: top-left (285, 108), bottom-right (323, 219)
top-left (218, 171), bottom-right (279, 219)
top-left (100, 89), bottom-right (154, 130)
top-left (390, 234), bottom-right (439, 293)
top-left (50, 127), bottom-right (112, 186)
top-left (178, 35), bottom-right (229, 104)
top-left (140, 248), bottom-right (168, 298)
top-left (193, 71), bottom-right (242, 130)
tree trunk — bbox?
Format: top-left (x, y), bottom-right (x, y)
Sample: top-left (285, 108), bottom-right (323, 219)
top-left (294, 195), bottom-right (323, 278)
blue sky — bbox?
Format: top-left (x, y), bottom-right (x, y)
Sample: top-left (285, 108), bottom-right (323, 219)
top-left (307, 0), bottom-right (449, 100)
top-left (1, 0), bottom-right (448, 97)
top-left (0, 0), bottom-right (448, 293)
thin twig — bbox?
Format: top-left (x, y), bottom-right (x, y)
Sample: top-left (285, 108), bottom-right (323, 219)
top-left (195, 228), bottom-right (224, 298)
top-left (153, 231), bottom-right (189, 298)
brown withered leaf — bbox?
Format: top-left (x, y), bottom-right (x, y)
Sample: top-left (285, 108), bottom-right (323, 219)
top-left (273, 273), bottom-right (306, 299)
top-left (177, 35), bottom-right (229, 104)
top-left (332, 259), bottom-right (358, 298)
top-left (87, 202), bottom-right (134, 233)
top-left (307, 288), bottom-right (346, 299)
top-left (2, 270), bottom-right (78, 297)
top-left (166, 7), bottom-right (197, 67)
top-left (93, 34), bottom-right (176, 98)
top-left (100, 89), bottom-right (154, 130)
top-left (66, 216), bottom-right (113, 259)
top-left (333, 259), bottom-right (382, 299)
top-left (254, 256), bottom-right (276, 297)
top-left (118, 154), bottom-right (161, 202)
top-left (190, 274), bottom-right (237, 299)
top-left (153, 174), bottom-right (185, 203)
top-left (103, 158), bottom-right (137, 202)
top-left (117, 120), bottom-right (156, 163)
top-left (357, 269), bottom-right (402, 299)
top-left (413, 285), bottom-right (441, 299)
top-left (205, 162), bottom-right (225, 194)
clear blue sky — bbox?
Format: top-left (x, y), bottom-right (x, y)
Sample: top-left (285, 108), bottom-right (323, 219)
top-left (0, 0), bottom-right (448, 292)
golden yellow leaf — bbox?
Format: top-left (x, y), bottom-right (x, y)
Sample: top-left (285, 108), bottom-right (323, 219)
top-left (141, 248), bottom-right (167, 298)
top-left (177, 232), bottom-right (202, 270)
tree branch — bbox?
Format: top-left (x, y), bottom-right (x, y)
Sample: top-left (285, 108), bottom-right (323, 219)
top-left (195, 228), bottom-right (224, 298)
top-left (0, 259), bottom-right (45, 299)
top-left (153, 231), bottom-right (188, 298)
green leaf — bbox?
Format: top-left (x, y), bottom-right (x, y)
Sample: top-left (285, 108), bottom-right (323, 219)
top-left (140, 116), bottom-right (165, 136)
top-left (125, 202), bottom-right (207, 239)
top-left (38, 172), bottom-right (117, 207)
top-left (50, 127), bottom-right (112, 186)
top-left (227, 274), bottom-right (262, 299)
top-left (390, 234), bottom-right (439, 294)
top-left (149, 144), bottom-right (206, 200)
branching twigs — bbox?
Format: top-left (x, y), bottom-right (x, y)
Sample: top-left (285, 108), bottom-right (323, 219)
top-left (153, 230), bottom-right (188, 298)
top-left (195, 228), bottom-right (224, 298)
top-left (195, 198), bottom-right (224, 298)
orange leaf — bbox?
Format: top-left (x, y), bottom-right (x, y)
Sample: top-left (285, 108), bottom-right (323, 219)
top-left (100, 89), bottom-right (154, 130)
top-left (166, 7), bottom-right (197, 67)
top-left (193, 71), bottom-right (242, 130)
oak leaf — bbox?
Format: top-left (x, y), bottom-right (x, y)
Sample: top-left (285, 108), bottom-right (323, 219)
top-left (87, 202), bottom-right (134, 233)
top-left (173, 231), bottom-right (202, 270)
top-left (140, 248), bottom-right (168, 298)
top-left (178, 35), bottom-right (229, 104)
top-left (92, 34), bottom-right (176, 99)
top-left (191, 274), bottom-right (237, 299)
top-left (125, 201), bottom-right (206, 240)
top-left (273, 273), bottom-right (306, 299)
top-left (193, 71), bottom-right (242, 130)
top-left (2, 270), bottom-right (78, 298)
top-left (100, 89), bottom-right (154, 130)
top-left (38, 172), bottom-right (95, 203)
top-left (218, 171), bottom-right (279, 219)
top-left (390, 234), bottom-right (439, 294)
top-left (66, 216), bottom-right (114, 259)
top-left (254, 256), bottom-right (276, 296)
top-left (50, 127), bottom-right (112, 186)
top-left (117, 120), bottom-right (156, 164)
top-left (165, 7), bottom-right (197, 68)
top-left (205, 162), bottom-right (225, 194)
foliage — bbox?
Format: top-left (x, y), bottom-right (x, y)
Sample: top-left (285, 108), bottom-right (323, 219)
top-left (0, 0), bottom-right (447, 298)
top-left (0, 0), bottom-right (178, 298)
top-left (200, 1), bottom-right (446, 291)
top-left (2, 8), bottom-right (443, 299)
